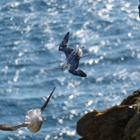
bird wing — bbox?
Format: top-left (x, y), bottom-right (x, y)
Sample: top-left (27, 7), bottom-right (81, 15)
top-left (59, 32), bottom-right (73, 58)
top-left (68, 55), bottom-right (87, 77)
top-left (0, 123), bottom-right (28, 131)
top-left (69, 68), bottom-right (87, 77)
top-left (41, 87), bottom-right (55, 112)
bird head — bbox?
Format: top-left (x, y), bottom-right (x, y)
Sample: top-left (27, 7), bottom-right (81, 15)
top-left (75, 46), bottom-right (83, 57)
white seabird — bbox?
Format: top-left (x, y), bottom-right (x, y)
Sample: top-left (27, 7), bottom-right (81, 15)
top-left (25, 87), bottom-right (55, 133)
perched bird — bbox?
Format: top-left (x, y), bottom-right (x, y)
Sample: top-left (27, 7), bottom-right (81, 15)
top-left (59, 32), bottom-right (89, 77)
top-left (25, 87), bottom-right (55, 133)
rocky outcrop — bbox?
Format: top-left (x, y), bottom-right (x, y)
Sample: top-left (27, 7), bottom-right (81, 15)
top-left (77, 89), bottom-right (140, 140)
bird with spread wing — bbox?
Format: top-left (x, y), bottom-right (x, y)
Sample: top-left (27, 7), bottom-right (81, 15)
top-left (0, 87), bottom-right (55, 133)
top-left (59, 32), bottom-right (89, 77)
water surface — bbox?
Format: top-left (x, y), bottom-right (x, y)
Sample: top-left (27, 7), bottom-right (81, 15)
top-left (0, 0), bottom-right (140, 139)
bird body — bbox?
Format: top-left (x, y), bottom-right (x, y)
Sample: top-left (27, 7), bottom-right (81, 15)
top-left (25, 109), bottom-right (42, 133)
top-left (25, 87), bottom-right (55, 133)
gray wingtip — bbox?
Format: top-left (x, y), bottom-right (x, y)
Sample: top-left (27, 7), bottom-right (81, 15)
top-left (41, 86), bottom-right (56, 112)
top-left (67, 32), bottom-right (69, 35)
top-left (64, 32), bottom-right (69, 42)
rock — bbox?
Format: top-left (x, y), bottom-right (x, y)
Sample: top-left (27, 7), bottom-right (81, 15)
top-left (77, 88), bottom-right (140, 140)
top-left (124, 113), bottom-right (140, 140)
top-left (121, 89), bottom-right (140, 106)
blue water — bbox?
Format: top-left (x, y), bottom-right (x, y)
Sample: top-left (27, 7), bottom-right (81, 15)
top-left (0, 0), bottom-right (140, 139)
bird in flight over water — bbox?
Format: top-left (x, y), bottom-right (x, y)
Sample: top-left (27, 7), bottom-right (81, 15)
top-left (25, 87), bottom-right (55, 133)
top-left (59, 32), bottom-right (89, 77)
top-left (0, 87), bottom-right (55, 132)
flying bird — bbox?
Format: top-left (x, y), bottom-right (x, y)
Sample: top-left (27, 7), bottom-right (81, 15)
top-left (25, 87), bottom-right (55, 132)
top-left (59, 32), bottom-right (89, 77)
top-left (0, 87), bottom-right (55, 132)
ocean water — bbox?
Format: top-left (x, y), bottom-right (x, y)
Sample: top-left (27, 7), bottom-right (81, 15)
top-left (0, 0), bottom-right (140, 139)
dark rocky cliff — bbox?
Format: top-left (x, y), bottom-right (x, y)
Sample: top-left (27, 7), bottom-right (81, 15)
top-left (77, 89), bottom-right (140, 140)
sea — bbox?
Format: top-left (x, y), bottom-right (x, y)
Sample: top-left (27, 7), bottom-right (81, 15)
top-left (0, 0), bottom-right (140, 139)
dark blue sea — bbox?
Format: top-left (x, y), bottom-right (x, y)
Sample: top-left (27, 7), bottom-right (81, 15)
top-left (0, 0), bottom-right (139, 139)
